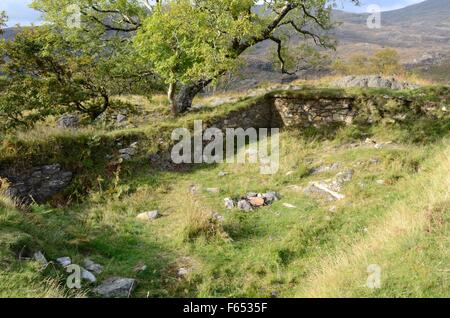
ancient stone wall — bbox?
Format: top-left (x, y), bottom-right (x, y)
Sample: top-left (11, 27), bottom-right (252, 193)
top-left (210, 93), bottom-right (359, 129)
top-left (0, 164), bottom-right (72, 204)
top-left (210, 97), bottom-right (273, 130)
top-left (271, 95), bottom-right (357, 127)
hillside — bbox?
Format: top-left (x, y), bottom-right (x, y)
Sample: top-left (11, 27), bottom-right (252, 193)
top-left (333, 0), bottom-right (450, 60)
top-left (1, 84), bottom-right (449, 297)
top-left (235, 0), bottom-right (450, 89)
top-left (3, 1), bottom-right (450, 88)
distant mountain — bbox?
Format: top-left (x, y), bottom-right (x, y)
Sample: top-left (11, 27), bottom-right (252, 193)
top-left (383, 0), bottom-right (450, 24)
top-left (231, 0), bottom-right (450, 89)
top-left (1, 27), bottom-right (20, 40)
top-left (2, 0), bottom-right (449, 88)
top-left (331, 0), bottom-right (450, 66)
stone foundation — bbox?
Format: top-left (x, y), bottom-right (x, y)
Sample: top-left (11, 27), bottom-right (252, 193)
top-left (271, 95), bottom-right (357, 127)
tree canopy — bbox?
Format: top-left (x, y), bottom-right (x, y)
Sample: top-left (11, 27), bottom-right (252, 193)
top-left (0, 11), bottom-right (6, 32)
top-left (30, 0), bottom-right (358, 114)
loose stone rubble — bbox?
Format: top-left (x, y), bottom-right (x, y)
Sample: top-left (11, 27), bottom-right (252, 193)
top-left (84, 258), bottom-right (103, 274)
top-left (224, 191), bottom-right (281, 211)
top-left (56, 257), bottom-right (72, 267)
top-left (304, 169), bottom-right (354, 201)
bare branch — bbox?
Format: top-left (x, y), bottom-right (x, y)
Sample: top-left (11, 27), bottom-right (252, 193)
top-left (269, 36), bottom-right (295, 75)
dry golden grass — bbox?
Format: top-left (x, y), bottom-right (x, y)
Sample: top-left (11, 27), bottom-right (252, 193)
top-left (296, 143), bottom-right (450, 297)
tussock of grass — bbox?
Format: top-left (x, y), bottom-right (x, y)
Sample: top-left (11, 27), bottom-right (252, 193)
top-left (180, 196), bottom-right (229, 243)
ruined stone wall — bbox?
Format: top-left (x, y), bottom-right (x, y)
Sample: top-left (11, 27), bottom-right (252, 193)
top-left (271, 95), bottom-right (357, 128)
top-left (209, 97), bottom-right (273, 130)
top-left (211, 94), bottom-right (359, 129)
top-left (0, 164), bottom-right (72, 204)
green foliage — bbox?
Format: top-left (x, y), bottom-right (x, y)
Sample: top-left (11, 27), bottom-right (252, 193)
top-left (0, 25), bottom-right (156, 130)
top-left (135, 0), bottom-right (258, 85)
top-left (332, 48), bottom-right (404, 76)
top-left (32, 0), bottom-right (356, 111)
top-left (0, 11), bottom-right (6, 33)
top-left (270, 43), bottom-right (331, 76)
top-left (370, 48), bottom-right (403, 75)
top-left (134, 0), bottom-right (342, 86)
top-left (0, 76), bottom-right (54, 130)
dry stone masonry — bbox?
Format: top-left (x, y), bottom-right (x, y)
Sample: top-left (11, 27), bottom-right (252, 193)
top-left (272, 94), bottom-right (356, 127)
top-left (0, 164), bottom-right (72, 204)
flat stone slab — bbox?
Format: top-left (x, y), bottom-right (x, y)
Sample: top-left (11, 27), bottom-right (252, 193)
top-left (94, 277), bottom-right (136, 298)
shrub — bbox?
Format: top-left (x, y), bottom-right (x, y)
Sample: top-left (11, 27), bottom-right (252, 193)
top-left (332, 48), bottom-right (404, 76)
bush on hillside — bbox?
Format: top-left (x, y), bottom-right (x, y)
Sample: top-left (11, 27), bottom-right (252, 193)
top-left (332, 48), bottom-right (404, 76)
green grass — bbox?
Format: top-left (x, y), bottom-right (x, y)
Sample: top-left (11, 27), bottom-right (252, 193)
top-left (0, 86), bottom-right (449, 298)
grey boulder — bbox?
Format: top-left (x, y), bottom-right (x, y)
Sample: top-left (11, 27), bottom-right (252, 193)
top-left (94, 277), bottom-right (136, 298)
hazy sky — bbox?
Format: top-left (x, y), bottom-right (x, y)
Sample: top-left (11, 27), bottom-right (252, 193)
top-left (0, 0), bottom-right (427, 27)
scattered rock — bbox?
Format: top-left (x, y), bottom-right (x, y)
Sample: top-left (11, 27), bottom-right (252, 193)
top-left (189, 185), bottom-right (198, 195)
top-left (332, 169), bottom-right (354, 191)
top-left (218, 171), bottom-right (228, 177)
top-left (116, 114), bottom-right (127, 124)
top-left (206, 188), bottom-right (220, 193)
top-left (57, 114), bottom-right (80, 129)
top-left (224, 191), bottom-right (281, 211)
top-left (305, 169), bottom-right (353, 201)
top-left (329, 206), bottom-right (337, 213)
top-left (304, 182), bottom-right (345, 201)
top-left (246, 192), bottom-right (258, 199)
top-left (249, 197), bottom-right (265, 207)
top-left (263, 191), bottom-right (281, 203)
top-left (81, 268), bottom-right (96, 283)
top-left (136, 210), bottom-right (161, 222)
top-left (310, 163), bottom-right (340, 175)
top-left (283, 203), bottom-right (297, 209)
top-left (211, 212), bottom-right (225, 222)
top-left (376, 179), bottom-right (386, 185)
top-left (369, 158), bottom-right (381, 165)
top-left (238, 199), bottom-right (253, 212)
top-left (33, 251), bottom-right (48, 266)
top-left (83, 258), bottom-right (103, 274)
top-left (332, 75), bottom-right (419, 90)
top-left (56, 257), bottom-right (72, 267)
top-left (285, 171), bottom-right (295, 176)
top-left (119, 148), bottom-right (137, 161)
top-left (94, 277), bottom-right (136, 298)
top-left (177, 268), bottom-right (190, 277)
top-left (224, 198), bottom-right (235, 209)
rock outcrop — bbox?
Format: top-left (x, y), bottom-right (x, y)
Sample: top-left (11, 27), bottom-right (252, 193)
top-left (57, 114), bottom-right (80, 129)
top-left (332, 75), bottom-right (419, 90)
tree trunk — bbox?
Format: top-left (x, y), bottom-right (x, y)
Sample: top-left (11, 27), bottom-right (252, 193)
top-left (170, 79), bottom-right (212, 115)
top-left (168, 82), bottom-right (177, 115)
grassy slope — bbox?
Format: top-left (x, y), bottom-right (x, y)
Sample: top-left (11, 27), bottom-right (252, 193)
top-left (0, 87), bottom-right (449, 298)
